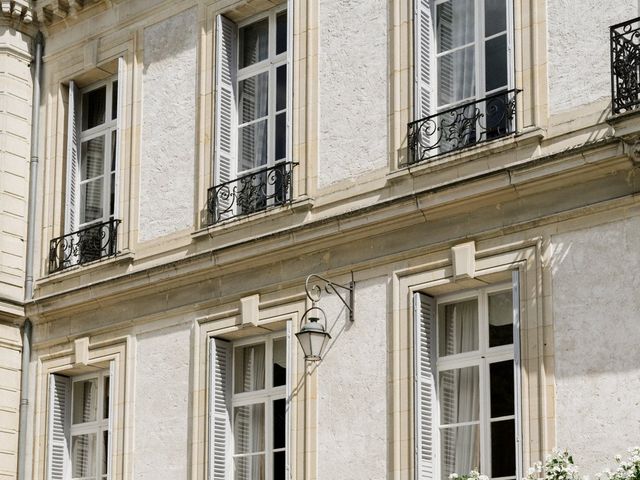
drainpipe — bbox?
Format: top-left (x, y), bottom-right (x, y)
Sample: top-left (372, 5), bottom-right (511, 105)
top-left (18, 30), bottom-right (44, 480)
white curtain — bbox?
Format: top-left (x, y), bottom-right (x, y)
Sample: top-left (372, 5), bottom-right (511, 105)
top-left (441, 301), bottom-right (480, 477)
top-left (437, 0), bottom-right (475, 107)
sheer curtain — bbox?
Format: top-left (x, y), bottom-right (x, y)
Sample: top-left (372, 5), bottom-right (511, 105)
top-left (452, 302), bottom-right (480, 474)
top-left (441, 301), bottom-right (480, 478)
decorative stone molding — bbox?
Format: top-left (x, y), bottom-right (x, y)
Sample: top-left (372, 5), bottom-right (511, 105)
top-left (0, 0), bottom-right (33, 23)
top-left (33, 0), bottom-right (111, 25)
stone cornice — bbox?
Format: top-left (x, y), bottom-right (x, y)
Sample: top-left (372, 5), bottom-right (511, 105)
top-left (28, 140), bottom-right (637, 321)
top-left (1, 0), bottom-right (33, 24)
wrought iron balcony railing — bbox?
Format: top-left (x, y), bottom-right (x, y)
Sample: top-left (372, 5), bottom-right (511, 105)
top-left (611, 17), bottom-right (640, 114)
top-left (207, 162), bottom-right (297, 225)
top-left (407, 89), bottom-right (520, 165)
top-left (49, 219), bottom-right (121, 273)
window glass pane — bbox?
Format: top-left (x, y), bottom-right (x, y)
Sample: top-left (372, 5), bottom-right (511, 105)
top-left (109, 173), bottom-right (115, 217)
top-left (234, 343), bottom-right (266, 393)
top-left (437, 47), bottom-right (475, 106)
top-left (234, 454), bottom-right (265, 480)
top-left (238, 120), bottom-right (268, 172)
top-left (276, 11), bottom-right (287, 54)
top-left (273, 338), bottom-right (287, 387)
top-left (239, 72), bottom-right (269, 124)
top-left (233, 403), bottom-right (265, 454)
top-left (274, 451), bottom-right (286, 480)
top-left (103, 375), bottom-right (110, 419)
top-left (439, 366), bottom-right (480, 424)
top-left (485, 0), bottom-right (507, 37)
top-left (81, 180), bottom-right (104, 224)
top-left (485, 34), bottom-right (508, 92)
top-left (82, 86), bottom-right (106, 130)
top-left (72, 378), bottom-right (98, 424)
top-left (490, 360), bottom-right (514, 418)
top-left (275, 113), bottom-right (286, 161)
top-left (440, 425), bottom-right (480, 480)
top-left (239, 18), bottom-right (269, 68)
top-left (491, 419), bottom-right (516, 477)
top-left (111, 130), bottom-right (117, 171)
top-left (111, 80), bottom-right (118, 120)
top-left (273, 398), bottom-right (286, 449)
top-left (438, 299), bottom-right (478, 356)
top-left (71, 433), bottom-right (96, 478)
top-left (489, 290), bottom-right (513, 347)
top-left (276, 65), bottom-right (287, 112)
top-left (102, 430), bottom-right (109, 475)
top-left (81, 137), bottom-right (105, 181)
top-left (436, 0), bottom-right (474, 53)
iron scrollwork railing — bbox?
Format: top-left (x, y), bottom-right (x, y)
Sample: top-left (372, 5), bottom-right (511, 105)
top-left (407, 89), bottom-right (520, 165)
top-left (207, 161), bottom-right (297, 225)
top-left (48, 219), bottom-right (121, 273)
top-left (611, 17), bottom-right (640, 114)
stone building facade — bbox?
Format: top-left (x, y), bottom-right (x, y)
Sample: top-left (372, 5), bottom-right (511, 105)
top-left (1, 0), bottom-right (640, 479)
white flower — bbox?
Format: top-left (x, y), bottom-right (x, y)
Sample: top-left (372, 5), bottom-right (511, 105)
top-left (449, 474), bottom-right (459, 479)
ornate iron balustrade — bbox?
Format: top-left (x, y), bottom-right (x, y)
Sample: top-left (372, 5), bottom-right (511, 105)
top-left (49, 219), bottom-right (121, 273)
top-left (407, 89), bottom-right (520, 165)
top-left (611, 17), bottom-right (640, 114)
top-left (207, 162), bottom-right (297, 225)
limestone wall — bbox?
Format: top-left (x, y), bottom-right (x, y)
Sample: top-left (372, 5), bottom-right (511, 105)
top-left (551, 215), bottom-right (640, 474)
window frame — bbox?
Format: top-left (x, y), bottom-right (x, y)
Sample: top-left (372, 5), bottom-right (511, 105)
top-left (431, 0), bottom-right (515, 113)
top-left (229, 332), bottom-right (288, 480)
top-left (76, 76), bottom-right (119, 231)
top-left (68, 370), bottom-right (112, 480)
top-left (234, 4), bottom-right (289, 177)
top-left (432, 282), bottom-right (520, 480)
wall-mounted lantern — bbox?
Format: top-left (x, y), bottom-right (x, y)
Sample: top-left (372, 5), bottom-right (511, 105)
top-left (295, 273), bottom-right (354, 361)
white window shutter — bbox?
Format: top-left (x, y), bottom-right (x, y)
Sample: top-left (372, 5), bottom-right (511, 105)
top-left (414, 292), bottom-right (436, 480)
top-left (107, 361), bottom-right (116, 479)
top-left (286, 0), bottom-right (293, 167)
top-left (512, 270), bottom-right (523, 480)
top-left (114, 57), bottom-right (126, 219)
top-left (65, 81), bottom-right (80, 234)
top-left (214, 15), bottom-right (238, 220)
top-left (415, 0), bottom-right (432, 120)
top-left (47, 374), bottom-right (71, 480)
top-left (209, 338), bottom-right (232, 480)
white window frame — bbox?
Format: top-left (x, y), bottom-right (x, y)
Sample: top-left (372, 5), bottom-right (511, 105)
top-left (47, 367), bottom-right (114, 480)
top-left (235, 5), bottom-right (289, 178)
top-left (76, 77), bottom-right (119, 230)
top-left (230, 332), bottom-right (288, 480)
top-left (68, 370), bottom-right (112, 480)
top-left (431, 0), bottom-right (515, 113)
top-left (433, 282), bottom-right (519, 480)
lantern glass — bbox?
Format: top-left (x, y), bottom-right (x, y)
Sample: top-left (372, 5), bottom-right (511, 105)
top-left (296, 316), bottom-right (331, 361)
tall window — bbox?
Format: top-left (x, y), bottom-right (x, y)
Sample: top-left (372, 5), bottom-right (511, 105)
top-left (414, 284), bottom-right (520, 480)
top-left (67, 76), bottom-right (120, 234)
top-left (211, 5), bottom-right (292, 223)
top-left (77, 80), bottom-right (118, 229)
top-left (411, 0), bottom-right (515, 163)
top-left (210, 333), bottom-right (289, 480)
top-left (48, 370), bottom-right (113, 480)
top-left (434, 0), bottom-right (510, 112)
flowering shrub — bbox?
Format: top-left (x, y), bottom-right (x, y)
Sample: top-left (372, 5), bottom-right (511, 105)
top-left (525, 449), bottom-right (581, 480)
top-left (598, 447), bottom-right (640, 480)
top-left (449, 469), bottom-right (489, 480)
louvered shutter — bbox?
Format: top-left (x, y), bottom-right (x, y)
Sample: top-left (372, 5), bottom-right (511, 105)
top-left (209, 338), bottom-right (232, 480)
top-left (415, 0), bottom-right (432, 121)
top-left (414, 292), bottom-right (436, 480)
top-left (107, 361), bottom-right (116, 479)
top-left (65, 81), bottom-right (80, 234)
top-left (512, 270), bottom-right (523, 480)
top-left (114, 57), bottom-right (126, 219)
top-left (214, 15), bottom-right (238, 221)
top-left (47, 374), bottom-right (71, 480)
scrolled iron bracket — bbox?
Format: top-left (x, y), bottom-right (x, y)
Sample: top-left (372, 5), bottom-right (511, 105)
top-left (304, 272), bottom-right (355, 321)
